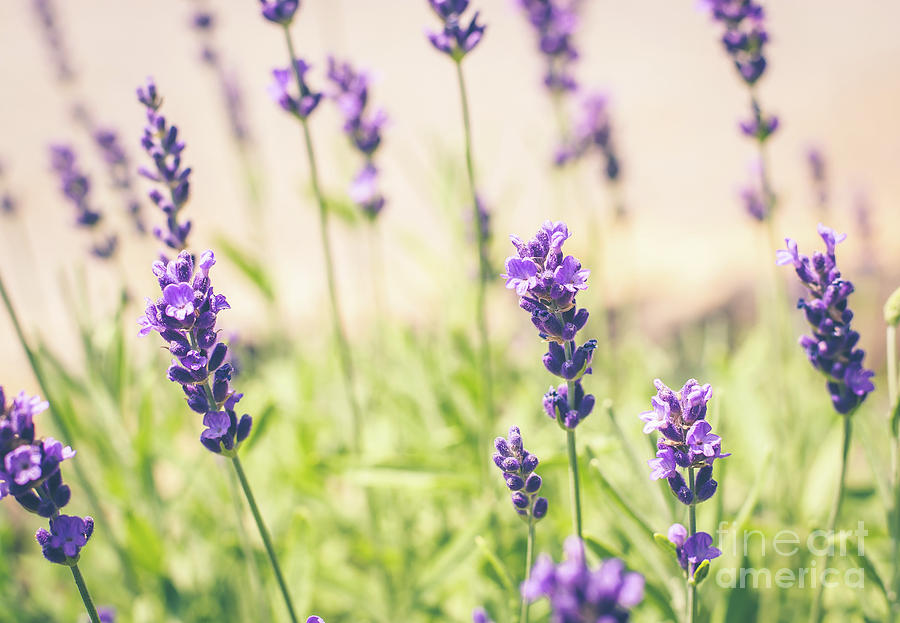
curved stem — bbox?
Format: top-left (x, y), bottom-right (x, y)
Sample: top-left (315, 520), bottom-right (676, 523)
top-left (70, 564), bottom-right (102, 623)
top-left (519, 519), bottom-right (535, 623)
top-left (809, 414), bottom-right (853, 623)
top-left (282, 25), bottom-right (362, 451)
top-left (687, 467), bottom-right (697, 623)
top-left (231, 456), bottom-right (299, 623)
top-left (454, 60), bottom-right (494, 463)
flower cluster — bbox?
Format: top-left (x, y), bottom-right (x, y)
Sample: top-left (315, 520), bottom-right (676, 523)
top-left (93, 127), bottom-right (146, 235)
top-left (515, 0), bottom-right (581, 93)
top-left (503, 221), bottom-right (596, 429)
top-left (327, 57), bottom-right (388, 219)
top-left (426, 0), bottom-right (486, 60)
top-left (640, 379), bottom-right (729, 505)
top-left (31, 0), bottom-right (74, 82)
top-left (137, 78), bottom-right (193, 252)
top-left (523, 536), bottom-right (644, 622)
top-left (259, 0), bottom-right (300, 26)
top-left (190, 11), bottom-right (251, 145)
top-left (0, 387), bottom-right (93, 565)
top-left (776, 225), bottom-right (875, 414)
top-left (49, 145), bottom-right (118, 259)
top-left (138, 250), bottom-right (252, 455)
top-left (492, 426), bottom-right (548, 521)
top-left (703, 0), bottom-right (770, 86)
top-left (738, 100), bottom-right (778, 142)
top-left (667, 523), bottom-right (721, 577)
top-left (555, 92), bottom-right (621, 183)
top-left (806, 147), bottom-right (828, 210)
top-left (268, 59), bottom-right (322, 120)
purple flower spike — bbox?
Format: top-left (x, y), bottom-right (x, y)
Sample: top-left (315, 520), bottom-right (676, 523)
top-left (139, 250), bottom-right (251, 456)
top-left (704, 0), bottom-right (770, 86)
top-left (639, 378), bottom-right (727, 505)
top-left (556, 92), bottom-right (623, 185)
top-left (492, 426), bottom-right (547, 521)
top-left (777, 225), bottom-right (874, 414)
top-left (48, 145), bottom-right (118, 259)
top-left (137, 77), bottom-right (193, 252)
top-left (426, 0), bottom-right (486, 60)
top-left (516, 0), bottom-right (582, 94)
top-left (472, 607), bottom-right (494, 623)
top-left (522, 536), bottom-right (644, 620)
top-left (260, 0), bottom-right (299, 25)
top-left (269, 60), bottom-right (322, 119)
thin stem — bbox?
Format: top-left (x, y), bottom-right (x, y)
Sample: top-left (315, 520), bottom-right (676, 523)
top-left (70, 564), bottom-right (102, 623)
top-left (889, 324), bottom-right (900, 619)
top-left (687, 466), bottom-right (697, 623)
top-left (454, 60), bottom-right (494, 453)
top-left (231, 456), bottom-right (299, 623)
top-left (519, 519), bottom-right (535, 623)
top-left (282, 25), bottom-right (362, 451)
top-left (565, 428), bottom-right (582, 539)
top-left (809, 414), bottom-right (853, 623)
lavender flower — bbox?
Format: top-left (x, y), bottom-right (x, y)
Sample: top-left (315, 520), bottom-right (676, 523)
top-left (806, 146), bottom-right (828, 210)
top-left (138, 250), bottom-right (252, 454)
top-left (0, 387), bottom-right (94, 569)
top-left (472, 608), bottom-right (494, 623)
top-left (493, 426), bottom-right (548, 520)
top-left (93, 127), bottom-right (146, 234)
top-left (667, 523), bottom-right (722, 576)
top-left (639, 379), bottom-right (728, 505)
top-left (516, 0), bottom-right (581, 93)
top-left (30, 0), bottom-right (74, 82)
top-left (703, 0), bottom-right (770, 85)
top-left (35, 514), bottom-right (94, 564)
top-left (327, 57), bottom-right (388, 219)
top-left (776, 225), bottom-right (875, 413)
top-left (522, 536), bottom-right (644, 622)
top-left (426, 0), bottom-right (486, 60)
top-left (97, 607), bottom-right (116, 623)
top-left (268, 60), bottom-right (322, 119)
top-left (503, 222), bottom-right (597, 429)
top-left (739, 184), bottom-right (766, 221)
top-left (260, 0), bottom-right (300, 25)
top-left (48, 145), bottom-right (118, 259)
top-left (739, 102), bottom-right (778, 142)
top-left (555, 92), bottom-right (621, 183)
top-left (137, 78), bottom-right (193, 251)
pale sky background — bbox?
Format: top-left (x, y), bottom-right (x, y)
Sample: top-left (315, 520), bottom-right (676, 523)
top-left (0, 0), bottom-right (898, 389)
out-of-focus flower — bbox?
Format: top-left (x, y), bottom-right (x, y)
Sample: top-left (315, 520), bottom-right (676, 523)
top-left (268, 60), bottom-right (322, 119)
top-left (703, 0), bottom-right (770, 85)
top-left (259, 0), bottom-right (300, 25)
top-left (30, 0), bottom-right (74, 82)
top-left (516, 0), bottom-right (581, 93)
top-left (137, 77), bottom-right (193, 251)
top-left (555, 92), bottom-right (622, 183)
top-left (426, 0), bottom-right (486, 60)
top-left (522, 536), bottom-right (644, 621)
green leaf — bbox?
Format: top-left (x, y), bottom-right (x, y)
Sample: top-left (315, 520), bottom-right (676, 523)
top-left (215, 236), bottom-right (276, 302)
top-left (691, 559), bottom-right (710, 585)
top-left (474, 536), bottom-right (516, 594)
top-left (586, 456), bottom-right (655, 538)
top-left (583, 534), bottom-right (619, 561)
top-left (322, 192), bottom-right (361, 225)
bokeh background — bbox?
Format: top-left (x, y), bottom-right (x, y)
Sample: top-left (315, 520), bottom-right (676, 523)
top-left (1, 1), bottom-right (899, 622)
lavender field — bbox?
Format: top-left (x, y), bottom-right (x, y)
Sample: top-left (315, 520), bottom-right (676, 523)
top-left (1, 1), bottom-right (900, 622)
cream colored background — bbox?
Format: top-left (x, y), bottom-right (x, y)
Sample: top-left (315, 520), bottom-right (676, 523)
top-left (1, 0), bottom-right (898, 389)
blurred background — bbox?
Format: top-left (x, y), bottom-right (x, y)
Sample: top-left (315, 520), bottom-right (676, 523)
top-left (0, 1), bottom-right (899, 622)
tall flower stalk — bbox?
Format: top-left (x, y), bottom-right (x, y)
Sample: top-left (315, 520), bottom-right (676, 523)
top-left (0, 387), bottom-right (102, 623)
top-left (884, 288), bottom-right (900, 620)
top-left (640, 379), bottom-right (728, 622)
top-left (139, 250), bottom-right (299, 623)
top-left (776, 225), bottom-right (874, 622)
top-left (260, 1), bottom-right (363, 450)
top-left (425, 0), bottom-right (494, 440)
top-left (502, 221), bottom-right (594, 538)
top-left (492, 426), bottom-right (548, 623)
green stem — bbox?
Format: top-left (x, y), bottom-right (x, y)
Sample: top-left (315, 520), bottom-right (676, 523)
top-left (282, 25), bottom-right (362, 451)
top-left (809, 414), bottom-right (853, 623)
top-left (70, 564), bottom-right (102, 623)
top-left (519, 519), bottom-right (535, 623)
top-left (687, 467), bottom-right (697, 623)
top-left (559, 337), bottom-right (583, 539)
top-left (231, 456), bottom-right (299, 623)
top-left (889, 324), bottom-right (900, 621)
top-left (454, 59), bottom-right (494, 480)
